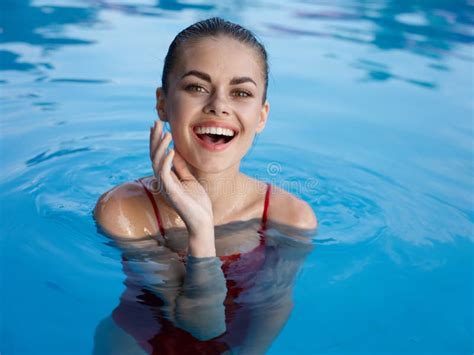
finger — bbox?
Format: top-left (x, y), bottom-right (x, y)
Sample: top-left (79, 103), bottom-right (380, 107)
top-left (150, 120), bottom-right (162, 160)
top-left (173, 150), bottom-right (195, 181)
top-left (160, 149), bottom-right (191, 213)
top-left (150, 120), bottom-right (163, 161)
top-left (160, 149), bottom-right (180, 196)
top-left (161, 148), bottom-right (175, 176)
top-left (152, 132), bottom-right (172, 176)
top-left (152, 131), bottom-right (171, 174)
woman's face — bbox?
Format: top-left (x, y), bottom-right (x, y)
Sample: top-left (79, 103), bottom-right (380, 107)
top-left (157, 36), bottom-right (269, 174)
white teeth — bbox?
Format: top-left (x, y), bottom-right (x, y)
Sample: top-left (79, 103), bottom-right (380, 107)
top-left (195, 126), bottom-right (235, 137)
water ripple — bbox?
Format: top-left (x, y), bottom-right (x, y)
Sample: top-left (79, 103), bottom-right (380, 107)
top-left (245, 143), bottom-right (473, 246)
top-left (49, 78), bottom-right (110, 84)
top-left (26, 148), bottom-right (92, 167)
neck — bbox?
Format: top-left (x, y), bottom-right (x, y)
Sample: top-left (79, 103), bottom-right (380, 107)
top-left (189, 164), bottom-right (248, 224)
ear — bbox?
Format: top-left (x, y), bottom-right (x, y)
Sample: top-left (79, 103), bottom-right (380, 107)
top-left (155, 87), bottom-right (168, 122)
top-left (256, 101), bottom-right (270, 133)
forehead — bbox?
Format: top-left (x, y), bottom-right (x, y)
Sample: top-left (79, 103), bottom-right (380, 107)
top-left (174, 36), bottom-right (264, 82)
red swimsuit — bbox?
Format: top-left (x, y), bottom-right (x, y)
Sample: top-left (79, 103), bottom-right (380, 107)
top-left (112, 180), bottom-right (272, 354)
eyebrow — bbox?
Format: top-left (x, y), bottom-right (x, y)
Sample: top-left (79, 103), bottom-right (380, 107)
top-left (230, 76), bottom-right (257, 87)
top-left (181, 70), bottom-right (211, 82)
top-left (181, 70), bottom-right (257, 87)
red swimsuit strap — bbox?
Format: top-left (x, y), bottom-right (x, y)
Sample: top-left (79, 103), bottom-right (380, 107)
top-left (137, 178), bottom-right (165, 237)
top-left (260, 183), bottom-right (272, 232)
top-left (138, 179), bottom-right (272, 238)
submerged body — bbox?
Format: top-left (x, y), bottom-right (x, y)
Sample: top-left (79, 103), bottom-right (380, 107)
top-left (94, 221), bottom-right (313, 354)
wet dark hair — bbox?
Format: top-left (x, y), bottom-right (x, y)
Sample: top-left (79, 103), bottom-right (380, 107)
top-left (162, 17), bottom-right (269, 103)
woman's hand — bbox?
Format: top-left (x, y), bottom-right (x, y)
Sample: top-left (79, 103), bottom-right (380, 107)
top-left (150, 120), bottom-right (216, 257)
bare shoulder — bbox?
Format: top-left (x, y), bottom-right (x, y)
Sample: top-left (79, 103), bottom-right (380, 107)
top-left (93, 177), bottom-right (157, 239)
top-left (267, 185), bottom-right (318, 231)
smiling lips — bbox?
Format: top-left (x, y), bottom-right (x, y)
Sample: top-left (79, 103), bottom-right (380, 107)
top-left (192, 122), bottom-right (239, 151)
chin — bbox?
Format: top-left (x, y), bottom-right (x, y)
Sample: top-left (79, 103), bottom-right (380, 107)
top-left (188, 156), bottom-right (239, 175)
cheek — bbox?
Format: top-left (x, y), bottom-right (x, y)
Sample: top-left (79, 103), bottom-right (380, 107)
top-left (169, 123), bottom-right (189, 155)
top-left (237, 104), bottom-right (264, 129)
top-left (168, 94), bottom-right (202, 119)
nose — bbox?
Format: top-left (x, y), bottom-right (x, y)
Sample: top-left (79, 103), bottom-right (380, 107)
top-left (203, 91), bottom-right (230, 117)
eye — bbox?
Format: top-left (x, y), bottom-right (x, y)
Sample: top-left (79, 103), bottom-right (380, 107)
top-left (185, 83), bottom-right (208, 93)
top-left (232, 89), bottom-right (253, 98)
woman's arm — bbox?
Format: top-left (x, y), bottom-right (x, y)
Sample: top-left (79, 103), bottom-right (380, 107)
top-left (94, 115), bottom-right (228, 338)
top-left (117, 238), bottom-right (227, 341)
top-left (175, 255), bottom-right (227, 340)
top-left (150, 120), bottom-right (216, 257)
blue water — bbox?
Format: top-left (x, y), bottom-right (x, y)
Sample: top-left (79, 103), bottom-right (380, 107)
top-left (1, 0), bottom-right (473, 354)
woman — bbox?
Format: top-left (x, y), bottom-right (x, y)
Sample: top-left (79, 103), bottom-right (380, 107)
top-left (93, 17), bottom-right (317, 354)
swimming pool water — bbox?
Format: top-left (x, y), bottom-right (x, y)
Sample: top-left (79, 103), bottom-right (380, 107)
top-left (1, 0), bottom-right (473, 354)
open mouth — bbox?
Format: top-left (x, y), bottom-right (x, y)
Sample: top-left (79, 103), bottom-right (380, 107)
top-left (193, 125), bottom-right (238, 150)
top-left (197, 133), bottom-right (234, 144)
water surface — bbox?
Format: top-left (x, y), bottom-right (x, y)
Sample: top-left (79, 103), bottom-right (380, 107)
top-left (1, 0), bottom-right (473, 353)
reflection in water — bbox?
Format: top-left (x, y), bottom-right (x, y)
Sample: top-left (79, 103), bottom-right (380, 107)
top-left (26, 148), bottom-right (91, 167)
top-left (352, 58), bottom-right (437, 88)
top-left (49, 78), bottom-right (109, 83)
top-left (1, 0), bottom-right (96, 46)
top-left (93, 222), bottom-right (314, 354)
top-left (1, 0), bottom-right (472, 88)
top-left (0, 0), bottom-right (96, 71)
top-left (0, 50), bottom-right (36, 71)
top-left (87, 0), bottom-right (215, 14)
top-left (266, 0), bottom-right (473, 88)
top-left (295, 0), bottom-right (474, 52)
